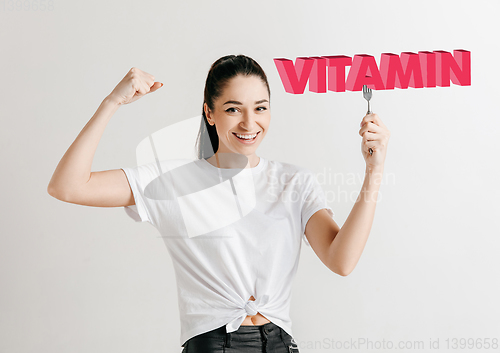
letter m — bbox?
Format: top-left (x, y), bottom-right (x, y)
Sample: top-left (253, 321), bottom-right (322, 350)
top-left (380, 52), bottom-right (424, 89)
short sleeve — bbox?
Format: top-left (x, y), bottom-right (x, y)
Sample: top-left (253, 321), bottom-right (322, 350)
top-left (300, 171), bottom-right (335, 247)
top-left (121, 162), bottom-right (161, 226)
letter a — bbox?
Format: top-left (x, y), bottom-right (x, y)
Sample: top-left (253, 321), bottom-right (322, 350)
top-left (345, 55), bottom-right (385, 91)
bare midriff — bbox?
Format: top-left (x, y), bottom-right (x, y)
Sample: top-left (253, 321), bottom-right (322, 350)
top-left (240, 296), bottom-right (271, 326)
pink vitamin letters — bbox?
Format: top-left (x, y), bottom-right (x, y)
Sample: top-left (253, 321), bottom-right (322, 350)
top-left (273, 49), bottom-right (471, 94)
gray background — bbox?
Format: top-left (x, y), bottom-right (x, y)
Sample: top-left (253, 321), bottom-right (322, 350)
top-left (1, 0), bottom-right (499, 352)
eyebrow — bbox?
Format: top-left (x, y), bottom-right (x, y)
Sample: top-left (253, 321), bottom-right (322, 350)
top-left (223, 99), bottom-right (269, 105)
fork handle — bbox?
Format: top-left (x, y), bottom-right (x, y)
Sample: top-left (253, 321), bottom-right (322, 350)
top-left (366, 104), bottom-right (373, 155)
top-left (364, 90), bottom-right (373, 155)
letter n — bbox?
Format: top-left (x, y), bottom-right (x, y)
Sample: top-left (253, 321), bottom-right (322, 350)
top-left (434, 50), bottom-right (471, 87)
top-left (273, 57), bottom-right (315, 94)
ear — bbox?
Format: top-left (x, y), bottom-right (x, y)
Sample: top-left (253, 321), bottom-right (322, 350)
top-left (204, 103), bottom-right (214, 126)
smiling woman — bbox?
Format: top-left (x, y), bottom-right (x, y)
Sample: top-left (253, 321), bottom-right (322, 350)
top-left (166, 55), bottom-right (337, 353)
top-left (195, 55), bottom-right (271, 168)
top-left (203, 74), bottom-right (270, 167)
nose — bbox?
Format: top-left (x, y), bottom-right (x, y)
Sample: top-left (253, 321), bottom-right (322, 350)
top-left (239, 110), bottom-right (258, 131)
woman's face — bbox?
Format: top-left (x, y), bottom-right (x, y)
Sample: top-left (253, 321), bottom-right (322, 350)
top-left (204, 74), bottom-right (270, 161)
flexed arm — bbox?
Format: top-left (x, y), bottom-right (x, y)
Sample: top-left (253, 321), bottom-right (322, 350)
top-left (47, 67), bottom-right (162, 205)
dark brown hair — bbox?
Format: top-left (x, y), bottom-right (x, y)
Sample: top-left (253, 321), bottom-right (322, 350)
top-left (195, 55), bottom-right (271, 159)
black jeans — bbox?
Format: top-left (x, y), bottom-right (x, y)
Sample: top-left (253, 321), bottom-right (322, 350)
top-left (182, 322), bottom-right (299, 353)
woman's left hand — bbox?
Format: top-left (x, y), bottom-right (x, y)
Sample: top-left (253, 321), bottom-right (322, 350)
top-left (359, 113), bottom-right (391, 171)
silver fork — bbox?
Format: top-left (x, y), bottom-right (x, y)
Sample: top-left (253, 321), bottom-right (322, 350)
top-left (362, 85), bottom-right (373, 156)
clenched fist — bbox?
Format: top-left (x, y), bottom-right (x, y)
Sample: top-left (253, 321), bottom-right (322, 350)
top-left (108, 67), bottom-right (163, 105)
top-left (359, 113), bottom-right (391, 172)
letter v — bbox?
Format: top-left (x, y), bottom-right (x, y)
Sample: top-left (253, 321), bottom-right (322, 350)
top-left (273, 57), bottom-right (315, 94)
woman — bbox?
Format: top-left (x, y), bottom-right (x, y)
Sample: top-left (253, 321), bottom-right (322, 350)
top-left (47, 55), bottom-right (390, 353)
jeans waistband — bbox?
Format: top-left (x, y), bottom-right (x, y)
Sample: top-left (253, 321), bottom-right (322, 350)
top-left (194, 321), bottom-right (285, 349)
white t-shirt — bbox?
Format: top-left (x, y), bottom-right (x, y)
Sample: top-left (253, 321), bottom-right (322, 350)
top-left (121, 156), bottom-right (334, 347)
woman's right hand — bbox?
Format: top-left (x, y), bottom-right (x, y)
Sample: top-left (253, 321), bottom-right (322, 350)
top-left (107, 67), bottom-right (163, 105)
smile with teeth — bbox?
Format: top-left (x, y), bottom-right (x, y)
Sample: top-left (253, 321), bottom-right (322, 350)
top-left (233, 131), bottom-right (260, 140)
